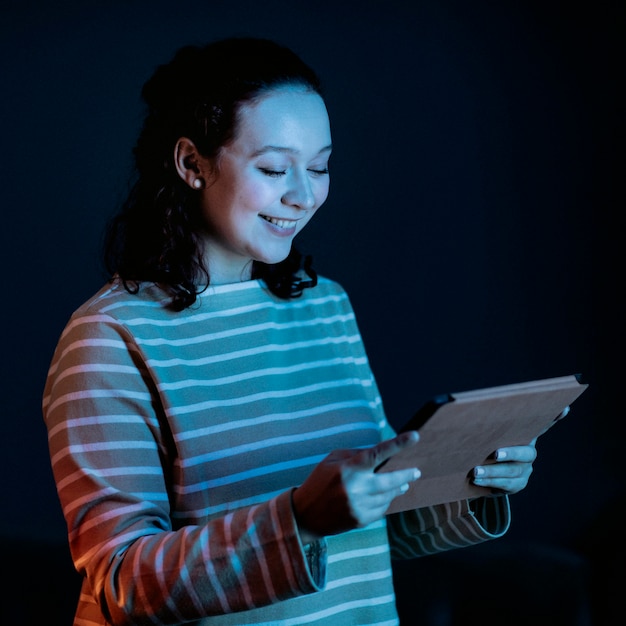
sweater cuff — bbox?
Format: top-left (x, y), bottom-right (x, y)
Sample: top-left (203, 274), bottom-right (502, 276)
top-left (283, 489), bottom-right (327, 590)
top-left (467, 494), bottom-right (511, 537)
top-left (302, 540), bottom-right (327, 588)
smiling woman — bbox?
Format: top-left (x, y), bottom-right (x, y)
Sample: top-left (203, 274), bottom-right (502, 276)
top-left (42, 36), bottom-right (544, 626)
top-left (102, 38), bottom-right (328, 309)
top-left (174, 88), bottom-right (332, 284)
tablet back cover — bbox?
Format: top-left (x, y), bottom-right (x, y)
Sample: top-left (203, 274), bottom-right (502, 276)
top-left (380, 375), bottom-right (588, 514)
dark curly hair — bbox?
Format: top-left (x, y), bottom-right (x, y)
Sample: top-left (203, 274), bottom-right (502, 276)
top-left (104, 37), bottom-right (322, 310)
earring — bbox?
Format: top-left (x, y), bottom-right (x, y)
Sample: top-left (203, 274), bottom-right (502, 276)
top-left (193, 178), bottom-right (204, 189)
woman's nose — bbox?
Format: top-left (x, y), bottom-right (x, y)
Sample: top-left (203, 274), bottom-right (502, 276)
top-left (282, 171), bottom-right (315, 210)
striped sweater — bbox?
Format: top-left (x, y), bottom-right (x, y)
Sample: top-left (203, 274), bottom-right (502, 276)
top-left (43, 276), bottom-right (510, 626)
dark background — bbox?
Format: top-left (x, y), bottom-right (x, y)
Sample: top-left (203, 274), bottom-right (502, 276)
top-left (1, 1), bottom-right (622, 624)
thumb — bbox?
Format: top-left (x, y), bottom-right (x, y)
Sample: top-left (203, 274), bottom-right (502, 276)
top-left (354, 431), bottom-right (419, 471)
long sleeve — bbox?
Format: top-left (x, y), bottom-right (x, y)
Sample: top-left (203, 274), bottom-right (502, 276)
top-left (43, 310), bottom-right (324, 625)
top-left (387, 496), bottom-right (510, 559)
top-left (377, 400), bottom-right (511, 560)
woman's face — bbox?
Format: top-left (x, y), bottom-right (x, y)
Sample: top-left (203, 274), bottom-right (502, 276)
top-left (198, 88), bottom-right (332, 284)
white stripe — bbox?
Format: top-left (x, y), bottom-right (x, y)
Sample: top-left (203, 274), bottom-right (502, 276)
top-left (148, 334), bottom-right (361, 368)
top-left (107, 291), bottom-right (349, 328)
top-left (223, 513), bottom-right (255, 608)
top-left (200, 528), bottom-right (232, 613)
top-left (255, 594), bottom-right (397, 625)
top-left (52, 363), bottom-right (142, 385)
top-left (328, 543), bottom-right (389, 565)
top-left (74, 528), bottom-right (152, 573)
top-left (181, 421), bottom-right (379, 468)
top-left (158, 356), bottom-right (367, 391)
top-left (326, 568), bottom-right (392, 590)
top-left (175, 453), bottom-right (327, 495)
top-left (59, 314), bottom-right (118, 339)
top-left (47, 414), bottom-right (145, 439)
top-left (45, 337), bottom-right (135, 380)
top-left (56, 465), bottom-right (162, 491)
top-left (136, 314), bottom-right (355, 347)
top-left (172, 488), bottom-right (285, 519)
top-left (46, 388), bottom-right (151, 416)
top-left (168, 377), bottom-right (370, 417)
top-left (176, 528), bottom-right (206, 614)
top-left (175, 399), bottom-right (379, 441)
top-left (51, 439), bottom-right (156, 467)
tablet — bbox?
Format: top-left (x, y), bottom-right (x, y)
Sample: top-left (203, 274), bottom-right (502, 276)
top-left (378, 374), bottom-right (588, 514)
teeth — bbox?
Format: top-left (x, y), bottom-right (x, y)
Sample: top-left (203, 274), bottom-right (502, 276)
top-left (262, 216), bottom-right (295, 229)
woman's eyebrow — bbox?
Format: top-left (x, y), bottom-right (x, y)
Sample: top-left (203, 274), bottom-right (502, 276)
top-left (251, 144), bottom-right (333, 157)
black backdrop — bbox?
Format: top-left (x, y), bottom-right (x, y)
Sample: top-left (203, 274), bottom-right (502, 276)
top-left (0, 0), bottom-right (622, 622)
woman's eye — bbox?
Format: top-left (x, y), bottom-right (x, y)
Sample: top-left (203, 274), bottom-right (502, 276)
top-left (259, 168), bottom-right (286, 178)
top-left (308, 167), bottom-right (329, 176)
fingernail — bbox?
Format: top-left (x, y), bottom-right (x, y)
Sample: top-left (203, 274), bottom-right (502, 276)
top-left (474, 466), bottom-right (485, 477)
top-left (413, 468), bottom-right (421, 480)
top-left (400, 483), bottom-right (410, 493)
top-left (558, 406), bottom-right (570, 419)
top-left (495, 450), bottom-right (507, 460)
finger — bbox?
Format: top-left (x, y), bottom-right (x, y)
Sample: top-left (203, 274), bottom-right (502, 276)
top-left (492, 445), bottom-right (537, 463)
top-left (538, 405), bottom-right (571, 437)
top-left (353, 498), bottom-right (401, 527)
top-left (370, 467), bottom-right (421, 495)
top-left (473, 462), bottom-right (529, 480)
top-left (351, 475), bottom-right (419, 525)
top-left (355, 431), bottom-right (419, 471)
top-left (555, 405), bottom-right (570, 422)
top-left (473, 476), bottom-right (530, 494)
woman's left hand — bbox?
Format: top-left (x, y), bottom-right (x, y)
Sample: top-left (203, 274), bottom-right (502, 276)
top-left (470, 406), bottom-right (571, 495)
top-left (471, 440), bottom-right (538, 495)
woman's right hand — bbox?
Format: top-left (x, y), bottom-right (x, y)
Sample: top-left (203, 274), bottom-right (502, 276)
top-left (292, 431), bottom-right (420, 543)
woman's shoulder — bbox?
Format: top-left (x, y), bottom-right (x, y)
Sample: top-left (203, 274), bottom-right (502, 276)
top-left (70, 279), bottom-right (172, 322)
top-left (310, 275), bottom-right (348, 296)
top-left (298, 275), bottom-right (357, 316)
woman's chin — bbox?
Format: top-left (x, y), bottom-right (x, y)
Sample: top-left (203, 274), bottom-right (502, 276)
top-left (254, 247), bottom-right (293, 267)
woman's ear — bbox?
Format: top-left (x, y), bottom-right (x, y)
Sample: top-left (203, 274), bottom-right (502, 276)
top-left (174, 137), bottom-right (206, 190)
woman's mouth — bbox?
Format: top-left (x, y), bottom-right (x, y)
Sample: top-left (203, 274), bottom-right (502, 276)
top-left (260, 215), bottom-right (297, 229)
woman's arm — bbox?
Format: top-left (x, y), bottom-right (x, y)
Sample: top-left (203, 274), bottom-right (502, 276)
top-left (43, 313), bottom-right (323, 625)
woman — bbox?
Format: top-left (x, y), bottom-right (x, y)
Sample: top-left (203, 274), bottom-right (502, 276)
top-left (43, 37), bottom-right (538, 625)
